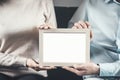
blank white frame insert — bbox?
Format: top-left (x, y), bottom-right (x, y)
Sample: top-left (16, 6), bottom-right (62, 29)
top-left (39, 29), bottom-right (90, 66)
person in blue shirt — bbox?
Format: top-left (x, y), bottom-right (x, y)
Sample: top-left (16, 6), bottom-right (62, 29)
top-left (63, 0), bottom-right (120, 80)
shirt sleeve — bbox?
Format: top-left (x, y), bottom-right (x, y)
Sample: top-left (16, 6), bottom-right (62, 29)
top-left (99, 60), bottom-right (120, 76)
top-left (99, 18), bottom-right (120, 76)
top-left (44, 0), bottom-right (57, 28)
top-left (68, 0), bottom-right (88, 28)
top-left (0, 52), bottom-right (27, 67)
top-left (99, 30), bottom-right (120, 76)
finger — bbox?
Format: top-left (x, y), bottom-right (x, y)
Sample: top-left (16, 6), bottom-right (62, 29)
top-left (63, 66), bottom-right (86, 76)
top-left (90, 31), bottom-right (93, 39)
top-left (85, 21), bottom-right (93, 38)
top-left (39, 66), bottom-right (56, 70)
top-left (45, 23), bottom-right (53, 29)
top-left (72, 26), bottom-right (78, 29)
top-left (78, 21), bottom-right (88, 29)
top-left (31, 64), bottom-right (41, 71)
top-left (48, 66), bottom-right (57, 69)
top-left (76, 70), bottom-right (86, 76)
top-left (38, 24), bottom-right (50, 30)
top-left (85, 21), bottom-right (90, 28)
top-left (44, 26), bottom-right (49, 29)
top-left (73, 64), bottom-right (85, 70)
top-left (47, 25), bottom-right (52, 29)
top-left (44, 24), bottom-right (52, 29)
top-left (32, 63), bottom-right (39, 68)
top-left (74, 23), bottom-right (83, 29)
top-left (33, 67), bottom-right (41, 71)
top-left (32, 59), bottom-right (39, 64)
top-left (38, 25), bottom-right (44, 29)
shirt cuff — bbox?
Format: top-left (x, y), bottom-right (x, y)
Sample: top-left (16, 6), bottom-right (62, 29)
top-left (99, 63), bottom-right (115, 76)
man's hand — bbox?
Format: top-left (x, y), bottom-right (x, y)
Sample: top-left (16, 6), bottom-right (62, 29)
top-left (26, 59), bottom-right (55, 71)
top-left (72, 21), bottom-right (92, 39)
top-left (63, 62), bottom-right (100, 76)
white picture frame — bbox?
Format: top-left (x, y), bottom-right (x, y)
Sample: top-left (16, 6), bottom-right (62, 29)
top-left (39, 29), bottom-right (90, 66)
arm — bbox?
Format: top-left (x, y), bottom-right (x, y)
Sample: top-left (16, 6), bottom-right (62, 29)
top-left (68, 0), bottom-right (89, 28)
top-left (0, 38), bottom-right (53, 70)
top-left (0, 38), bottom-right (26, 66)
top-left (44, 0), bottom-right (57, 28)
top-left (0, 52), bottom-right (27, 67)
top-left (99, 26), bottom-right (120, 76)
top-left (64, 21), bottom-right (120, 76)
top-left (99, 61), bottom-right (120, 76)
top-left (0, 52), bottom-right (55, 70)
top-left (38, 0), bottom-right (57, 29)
top-left (63, 60), bottom-right (120, 76)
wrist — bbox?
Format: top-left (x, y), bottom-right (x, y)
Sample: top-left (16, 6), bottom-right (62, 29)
top-left (26, 58), bottom-right (31, 67)
top-left (96, 64), bottom-right (100, 75)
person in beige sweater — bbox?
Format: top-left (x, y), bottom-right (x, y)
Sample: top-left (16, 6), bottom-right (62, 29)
top-left (0, 0), bottom-right (57, 80)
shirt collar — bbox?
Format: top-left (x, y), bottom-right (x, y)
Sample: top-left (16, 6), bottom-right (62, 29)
top-left (105, 0), bottom-right (120, 4)
top-left (105, 0), bottom-right (111, 3)
top-left (113, 0), bottom-right (120, 4)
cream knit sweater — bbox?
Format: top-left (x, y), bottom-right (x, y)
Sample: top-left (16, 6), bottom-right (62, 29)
top-left (0, 0), bottom-right (56, 76)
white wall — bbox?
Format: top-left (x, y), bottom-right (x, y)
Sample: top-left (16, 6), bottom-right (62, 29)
top-left (53, 0), bottom-right (82, 7)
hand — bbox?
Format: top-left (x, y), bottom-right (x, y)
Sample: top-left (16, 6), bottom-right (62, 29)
top-left (32, 24), bottom-right (53, 35)
top-left (26, 59), bottom-right (55, 71)
top-left (72, 21), bottom-right (92, 39)
top-left (62, 62), bottom-right (100, 76)
top-left (38, 24), bottom-right (53, 30)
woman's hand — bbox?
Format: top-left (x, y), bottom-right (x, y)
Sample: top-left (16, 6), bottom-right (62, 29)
top-left (26, 59), bottom-right (55, 71)
top-left (72, 21), bottom-right (92, 39)
top-left (38, 24), bottom-right (53, 30)
top-left (63, 62), bottom-right (100, 76)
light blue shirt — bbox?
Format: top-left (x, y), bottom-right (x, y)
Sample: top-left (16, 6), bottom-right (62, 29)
top-left (69, 0), bottom-right (120, 77)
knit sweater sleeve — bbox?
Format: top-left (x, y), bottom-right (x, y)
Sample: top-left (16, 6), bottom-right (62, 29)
top-left (43, 0), bottom-right (57, 28)
top-left (0, 52), bottom-right (27, 67)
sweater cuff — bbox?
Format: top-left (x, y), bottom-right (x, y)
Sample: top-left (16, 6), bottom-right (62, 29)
top-left (17, 57), bottom-right (27, 67)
